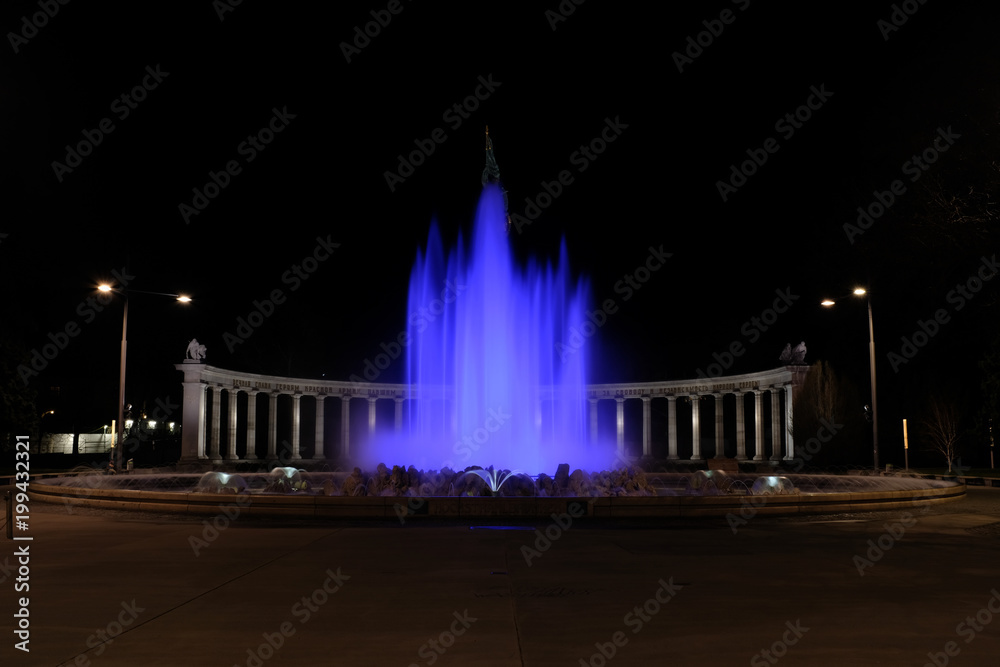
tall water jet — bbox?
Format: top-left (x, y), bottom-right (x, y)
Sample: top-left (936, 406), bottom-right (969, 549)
top-left (362, 133), bottom-right (616, 474)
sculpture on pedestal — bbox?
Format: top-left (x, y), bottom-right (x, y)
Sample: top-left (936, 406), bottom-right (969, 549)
top-left (186, 338), bottom-right (207, 361)
top-left (779, 341), bottom-right (807, 365)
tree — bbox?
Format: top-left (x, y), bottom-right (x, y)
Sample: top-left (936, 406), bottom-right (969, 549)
top-left (790, 361), bottom-right (867, 467)
top-left (921, 395), bottom-right (962, 473)
top-left (0, 337), bottom-right (38, 453)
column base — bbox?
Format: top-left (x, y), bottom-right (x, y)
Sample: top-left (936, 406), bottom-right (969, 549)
top-left (666, 455), bottom-right (680, 461)
top-left (752, 455), bottom-right (763, 461)
top-left (736, 455), bottom-right (747, 461)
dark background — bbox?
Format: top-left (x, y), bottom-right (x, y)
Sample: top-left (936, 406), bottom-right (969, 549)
top-left (2, 1), bottom-right (999, 466)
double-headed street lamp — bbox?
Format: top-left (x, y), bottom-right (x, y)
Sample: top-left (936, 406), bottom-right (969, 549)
top-left (98, 284), bottom-right (191, 471)
top-left (821, 287), bottom-right (879, 473)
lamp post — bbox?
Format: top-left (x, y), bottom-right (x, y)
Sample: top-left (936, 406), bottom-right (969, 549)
top-left (37, 410), bottom-right (55, 454)
top-left (98, 284), bottom-right (191, 472)
top-left (821, 287), bottom-right (879, 473)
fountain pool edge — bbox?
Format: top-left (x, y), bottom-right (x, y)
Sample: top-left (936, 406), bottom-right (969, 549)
top-left (27, 478), bottom-right (967, 519)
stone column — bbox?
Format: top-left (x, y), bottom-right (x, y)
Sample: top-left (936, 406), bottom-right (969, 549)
top-left (690, 395), bottom-right (702, 461)
top-left (245, 390), bottom-right (259, 460)
top-left (784, 383), bottom-right (795, 460)
top-left (368, 397), bottom-right (378, 436)
top-left (714, 392), bottom-right (724, 458)
top-left (175, 362), bottom-right (208, 462)
top-left (667, 396), bottom-right (678, 460)
top-left (290, 393), bottom-right (302, 461)
top-left (226, 388), bottom-right (238, 460)
top-left (589, 398), bottom-right (599, 443)
top-left (640, 396), bottom-right (651, 458)
top-left (734, 390), bottom-right (747, 461)
top-left (267, 392), bottom-right (278, 461)
top-left (753, 390), bottom-right (764, 461)
top-left (314, 394), bottom-right (325, 460)
top-left (615, 397), bottom-right (625, 457)
top-left (341, 396), bottom-right (351, 458)
top-left (210, 385), bottom-right (222, 462)
top-left (770, 387), bottom-right (781, 462)
top-left (394, 397), bottom-right (404, 432)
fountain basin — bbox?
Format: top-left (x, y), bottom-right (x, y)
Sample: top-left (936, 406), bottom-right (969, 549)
top-left (29, 472), bottom-right (965, 519)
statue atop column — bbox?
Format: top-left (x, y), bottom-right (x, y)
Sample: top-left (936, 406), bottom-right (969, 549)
top-left (186, 338), bottom-right (207, 362)
top-left (482, 126), bottom-right (513, 234)
top-left (779, 341), bottom-right (807, 365)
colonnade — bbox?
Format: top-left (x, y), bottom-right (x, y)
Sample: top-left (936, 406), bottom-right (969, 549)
top-left (175, 362), bottom-right (809, 464)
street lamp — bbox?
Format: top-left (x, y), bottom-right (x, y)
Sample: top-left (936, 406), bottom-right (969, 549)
top-left (821, 287), bottom-right (879, 473)
top-left (98, 284), bottom-right (191, 472)
top-left (37, 410), bottom-right (55, 454)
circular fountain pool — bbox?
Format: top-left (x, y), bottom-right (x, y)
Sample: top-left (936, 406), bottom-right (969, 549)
top-left (29, 466), bottom-right (965, 519)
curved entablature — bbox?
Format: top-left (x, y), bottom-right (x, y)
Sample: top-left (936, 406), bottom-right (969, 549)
top-left (186, 364), bottom-right (807, 400)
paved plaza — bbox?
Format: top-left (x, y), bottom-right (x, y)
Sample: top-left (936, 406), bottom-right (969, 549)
top-left (3, 486), bottom-right (1000, 666)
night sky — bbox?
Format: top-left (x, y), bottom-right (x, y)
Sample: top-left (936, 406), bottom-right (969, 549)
top-left (3, 1), bottom-right (999, 460)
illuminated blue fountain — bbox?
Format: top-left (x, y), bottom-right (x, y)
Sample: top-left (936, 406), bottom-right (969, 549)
top-left (363, 184), bottom-right (616, 474)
